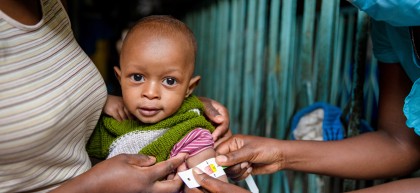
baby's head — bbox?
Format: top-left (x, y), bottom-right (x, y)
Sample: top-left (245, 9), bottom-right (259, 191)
top-left (115, 15), bottom-right (200, 123)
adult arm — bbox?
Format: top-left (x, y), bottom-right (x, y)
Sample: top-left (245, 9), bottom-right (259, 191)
top-left (347, 178), bottom-right (420, 193)
top-left (51, 154), bottom-right (184, 193)
top-left (216, 63), bottom-right (420, 180)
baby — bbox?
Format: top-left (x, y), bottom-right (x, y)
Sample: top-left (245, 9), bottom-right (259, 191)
top-left (87, 15), bottom-right (228, 191)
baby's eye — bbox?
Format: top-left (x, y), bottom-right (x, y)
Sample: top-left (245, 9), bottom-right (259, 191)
top-left (131, 74), bottom-right (144, 82)
top-left (163, 77), bottom-right (177, 86)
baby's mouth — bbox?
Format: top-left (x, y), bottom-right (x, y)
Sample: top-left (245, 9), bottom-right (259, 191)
top-left (138, 107), bottom-right (160, 117)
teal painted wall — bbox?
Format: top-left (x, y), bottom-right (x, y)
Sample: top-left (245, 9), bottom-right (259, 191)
top-left (184, 1), bottom-right (379, 192)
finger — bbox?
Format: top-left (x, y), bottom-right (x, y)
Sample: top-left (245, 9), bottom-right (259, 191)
top-left (214, 132), bottom-right (232, 148)
top-left (210, 101), bottom-right (230, 128)
top-left (212, 126), bottom-right (231, 142)
top-left (215, 136), bottom-right (252, 167)
top-left (183, 187), bottom-right (202, 193)
top-left (198, 97), bottom-right (230, 141)
top-left (210, 106), bottom-right (228, 127)
top-left (167, 173), bottom-right (175, 180)
top-left (177, 162), bottom-right (188, 172)
top-left (152, 177), bottom-right (184, 193)
top-left (229, 167), bottom-right (252, 181)
top-left (192, 168), bottom-right (223, 192)
top-left (199, 97), bottom-right (223, 123)
top-left (223, 162), bottom-right (250, 180)
top-left (214, 136), bottom-right (239, 155)
top-left (210, 113), bottom-right (230, 141)
top-left (225, 162), bottom-right (250, 178)
top-left (216, 152), bottom-right (254, 169)
top-left (202, 98), bottom-right (221, 118)
top-left (118, 109), bottom-right (127, 121)
top-left (193, 168), bottom-right (250, 193)
top-left (176, 164), bottom-right (202, 193)
top-left (149, 154), bottom-right (185, 181)
top-left (112, 111), bottom-right (122, 122)
top-left (124, 154), bottom-right (156, 167)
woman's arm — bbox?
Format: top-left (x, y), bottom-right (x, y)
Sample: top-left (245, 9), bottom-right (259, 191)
top-left (347, 178), bottom-right (420, 193)
top-left (51, 154), bottom-right (184, 193)
top-left (216, 63), bottom-right (420, 180)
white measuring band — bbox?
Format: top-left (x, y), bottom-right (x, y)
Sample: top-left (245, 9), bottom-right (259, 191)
top-left (178, 157), bottom-right (260, 193)
top-left (178, 157), bottom-right (226, 188)
top-left (245, 175), bottom-right (259, 193)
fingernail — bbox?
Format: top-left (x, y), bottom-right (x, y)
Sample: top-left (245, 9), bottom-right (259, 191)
top-left (246, 167), bottom-right (253, 174)
top-left (240, 162), bottom-right (249, 169)
top-left (193, 167), bottom-right (203, 174)
top-left (216, 155), bottom-right (227, 163)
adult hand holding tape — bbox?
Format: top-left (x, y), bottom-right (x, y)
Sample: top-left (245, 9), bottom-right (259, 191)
top-left (191, 167), bottom-right (253, 193)
top-left (177, 158), bottom-right (258, 193)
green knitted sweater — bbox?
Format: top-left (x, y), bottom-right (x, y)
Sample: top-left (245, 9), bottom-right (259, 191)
top-left (86, 95), bottom-right (215, 162)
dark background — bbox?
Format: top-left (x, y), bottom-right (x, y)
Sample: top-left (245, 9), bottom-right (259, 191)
top-left (66, 0), bottom-right (203, 95)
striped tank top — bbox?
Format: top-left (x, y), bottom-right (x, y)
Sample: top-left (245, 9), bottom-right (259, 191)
top-left (0, 0), bottom-right (107, 192)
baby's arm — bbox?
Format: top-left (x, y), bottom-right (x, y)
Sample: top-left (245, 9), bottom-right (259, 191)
top-left (186, 148), bottom-right (228, 181)
top-left (171, 128), bottom-right (228, 192)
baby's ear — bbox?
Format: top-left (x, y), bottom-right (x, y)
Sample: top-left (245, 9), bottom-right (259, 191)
top-left (186, 76), bottom-right (201, 97)
top-left (113, 66), bottom-right (122, 84)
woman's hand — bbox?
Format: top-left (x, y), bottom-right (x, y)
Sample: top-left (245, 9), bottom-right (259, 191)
top-left (198, 97), bottom-right (232, 145)
top-left (53, 154), bottom-right (185, 193)
top-left (103, 95), bottom-right (132, 121)
top-left (215, 134), bottom-right (284, 181)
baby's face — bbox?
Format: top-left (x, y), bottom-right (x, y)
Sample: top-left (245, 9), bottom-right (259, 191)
top-left (118, 33), bottom-right (197, 123)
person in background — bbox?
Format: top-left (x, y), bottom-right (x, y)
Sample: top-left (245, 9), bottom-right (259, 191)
top-left (0, 0), bottom-right (230, 192)
top-left (192, 0), bottom-right (420, 192)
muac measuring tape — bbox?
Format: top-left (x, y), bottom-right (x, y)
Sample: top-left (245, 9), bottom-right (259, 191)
top-left (178, 157), bottom-right (259, 193)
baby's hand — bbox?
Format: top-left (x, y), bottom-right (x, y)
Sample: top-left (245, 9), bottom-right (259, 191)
top-left (103, 95), bottom-right (132, 121)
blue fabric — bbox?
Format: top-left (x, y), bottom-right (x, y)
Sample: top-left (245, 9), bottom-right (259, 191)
top-left (370, 20), bottom-right (420, 82)
top-left (348, 0), bottom-right (420, 27)
top-left (404, 78), bottom-right (420, 136)
top-left (291, 102), bottom-right (344, 141)
top-left (349, 0), bottom-right (420, 81)
top-left (352, 0), bottom-right (420, 134)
